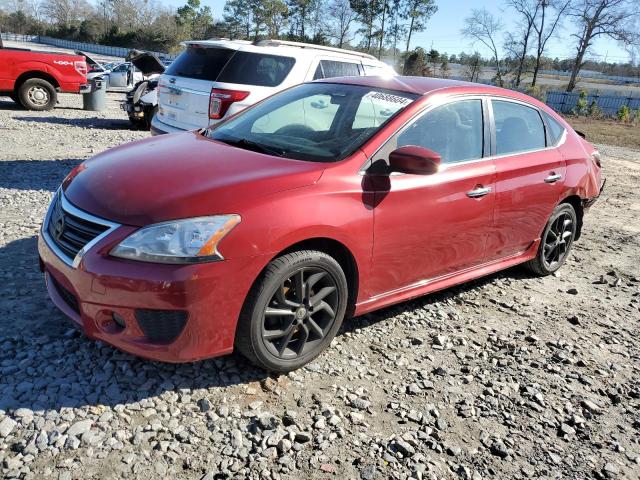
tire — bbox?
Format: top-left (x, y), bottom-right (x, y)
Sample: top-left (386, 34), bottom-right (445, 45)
top-left (235, 250), bottom-right (348, 372)
top-left (525, 203), bottom-right (577, 276)
top-left (18, 78), bottom-right (57, 111)
top-left (144, 105), bottom-right (158, 130)
top-left (9, 93), bottom-right (22, 106)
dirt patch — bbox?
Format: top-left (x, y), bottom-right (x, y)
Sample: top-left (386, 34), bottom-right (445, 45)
top-left (564, 115), bottom-right (640, 149)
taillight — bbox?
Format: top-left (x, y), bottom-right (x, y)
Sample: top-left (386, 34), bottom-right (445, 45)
top-left (209, 88), bottom-right (250, 119)
top-left (591, 151), bottom-right (602, 168)
top-left (74, 61), bottom-right (87, 76)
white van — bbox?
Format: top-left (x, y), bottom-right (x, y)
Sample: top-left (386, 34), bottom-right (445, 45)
top-left (151, 39), bottom-right (395, 135)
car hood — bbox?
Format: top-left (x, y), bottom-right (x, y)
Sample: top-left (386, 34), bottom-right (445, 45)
top-left (126, 49), bottom-right (165, 75)
top-left (63, 131), bottom-right (325, 226)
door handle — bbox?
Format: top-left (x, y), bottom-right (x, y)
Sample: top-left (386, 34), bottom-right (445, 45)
top-left (544, 173), bottom-right (562, 183)
top-left (467, 186), bottom-right (492, 198)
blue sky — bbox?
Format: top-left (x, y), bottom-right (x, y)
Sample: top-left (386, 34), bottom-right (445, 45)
top-left (163, 0), bottom-right (632, 63)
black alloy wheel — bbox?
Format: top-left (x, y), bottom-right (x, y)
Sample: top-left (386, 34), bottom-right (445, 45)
top-left (526, 203), bottom-right (577, 276)
top-left (261, 267), bottom-right (339, 359)
top-left (542, 210), bottom-right (574, 269)
top-left (235, 250), bottom-right (348, 372)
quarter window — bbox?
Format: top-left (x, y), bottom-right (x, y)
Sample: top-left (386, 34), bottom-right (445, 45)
top-left (313, 60), bottom-right (360, 80)
top-left (396, 99), bottom-right (484, 164)
top-left (543, 111), bottom-right (566, 146)
top-left (493, 100), bottom-right (546, 155)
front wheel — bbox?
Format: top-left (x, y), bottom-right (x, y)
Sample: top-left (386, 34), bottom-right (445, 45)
top-left (525, 203), bottom-right (577, 276)
top-left (235, 250), bottom-right (348, 372)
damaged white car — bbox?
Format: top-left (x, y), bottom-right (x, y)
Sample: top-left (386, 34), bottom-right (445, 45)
top-left (121, 50), bottom-right (168, 129)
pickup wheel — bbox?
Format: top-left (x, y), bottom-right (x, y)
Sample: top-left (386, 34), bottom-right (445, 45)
top-left (235, 250), bottom-right (348, 372)
top-left (18, 78), bottom-right (57, 111)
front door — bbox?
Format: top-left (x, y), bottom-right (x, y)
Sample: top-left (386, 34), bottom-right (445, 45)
top-left (485, 98), bottom-right (566, 260)
top-left (368, 98), bottom-right (496, 297)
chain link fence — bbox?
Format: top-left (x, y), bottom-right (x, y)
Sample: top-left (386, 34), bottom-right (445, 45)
top-left (546, 91), bottom-right (640, 116)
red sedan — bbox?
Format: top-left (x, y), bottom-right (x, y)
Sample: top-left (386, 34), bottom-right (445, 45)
top-left (39, 76), bottom-right (604, 371)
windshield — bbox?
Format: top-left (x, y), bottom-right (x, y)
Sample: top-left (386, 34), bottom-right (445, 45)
top-left (205, 83), bottom-right (418, 162)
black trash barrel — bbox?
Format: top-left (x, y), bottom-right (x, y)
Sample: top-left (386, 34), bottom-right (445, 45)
top-left (82, 77), bottom-right (107, 111)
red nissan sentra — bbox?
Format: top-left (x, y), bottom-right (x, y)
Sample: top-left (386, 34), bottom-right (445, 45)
top-left (38, 76), bottom-right (604, 372)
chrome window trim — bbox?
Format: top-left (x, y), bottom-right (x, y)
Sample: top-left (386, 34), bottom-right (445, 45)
top-left (42, 189), bottom-right (121, 269)
top-left (359, 92), bottom-right (566, 174)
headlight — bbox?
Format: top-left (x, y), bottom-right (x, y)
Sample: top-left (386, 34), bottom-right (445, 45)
top-left (111, 215), bottom-right (240, 264)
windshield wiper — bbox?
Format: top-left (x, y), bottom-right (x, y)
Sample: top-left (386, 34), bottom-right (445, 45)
top-left (216, 136), bottom-right (285, 157)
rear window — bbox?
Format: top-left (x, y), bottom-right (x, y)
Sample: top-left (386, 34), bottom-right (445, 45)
top-left (165, 46), bottom-right (235, 81)
top-left (217, 52), bottom-right (295, 87)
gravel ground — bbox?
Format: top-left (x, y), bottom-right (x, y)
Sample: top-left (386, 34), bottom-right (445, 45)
top-left (0, 93), bottom-right (639, 480)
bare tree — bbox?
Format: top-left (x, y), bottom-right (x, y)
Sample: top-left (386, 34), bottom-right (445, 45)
top-left (462, 8), bottom-right (504, 85)
top-left (566, 0), bottom-right (640, 92)
top-left (531, 0), bottom-right (570, 86)
top-left (505, 0), bottom-right (541, 86)
top-left (40, 0), bottom-right (92, 27)
top-left (327, 0), bottom-right (356, 47)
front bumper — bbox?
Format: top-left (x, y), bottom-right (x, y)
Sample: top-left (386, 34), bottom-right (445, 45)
top-left (38, 229), bottom-right (269, 363)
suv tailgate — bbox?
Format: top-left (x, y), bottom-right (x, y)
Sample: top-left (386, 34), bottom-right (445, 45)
top-left (157, 46), bottom-right (235, 131)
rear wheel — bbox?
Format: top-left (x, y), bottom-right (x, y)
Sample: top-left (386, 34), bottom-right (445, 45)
top-left (18, 78), bottom-right (57, 111)
top-left (9, 93), bottom-right (22, 105)
top-left (235, 250), bottom-right (348, 372)
top-left (525, 203), bottom-right (577, 276)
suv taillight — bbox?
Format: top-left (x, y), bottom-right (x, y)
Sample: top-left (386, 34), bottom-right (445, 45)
top-left (209, 88), bottom-right (250, 120)
top-left (74, 61), bottom-right (87, 76)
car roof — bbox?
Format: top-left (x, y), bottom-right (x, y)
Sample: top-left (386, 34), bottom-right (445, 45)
top-left (181, 38), bottom-right (383, 63)
top-left (315, 75), bottom-right (545, 104)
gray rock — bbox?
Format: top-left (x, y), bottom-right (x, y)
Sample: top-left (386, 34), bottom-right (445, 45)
top-left (0, 417), bottom-right (17, 437)
top-left (66, 419), bottom-right (93, 437)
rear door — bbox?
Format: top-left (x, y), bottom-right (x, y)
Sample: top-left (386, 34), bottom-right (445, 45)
top-left (485, 98), bottom-right (566, 260)
top-left (108, 63), bottom-right (130, 87)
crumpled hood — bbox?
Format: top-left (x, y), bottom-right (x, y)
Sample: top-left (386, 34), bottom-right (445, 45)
top-left (63, 131), bottom-right (325, 226)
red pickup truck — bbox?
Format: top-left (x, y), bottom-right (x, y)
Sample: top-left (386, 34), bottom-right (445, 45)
top-left (0, 46), bottom-right (88, 110)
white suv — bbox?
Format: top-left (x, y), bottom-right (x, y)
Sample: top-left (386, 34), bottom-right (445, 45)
top-left (151, 39), bottom-right (395, 135)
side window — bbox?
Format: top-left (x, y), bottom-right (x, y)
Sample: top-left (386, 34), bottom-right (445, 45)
top-left (543, 111), bottom-right (566, 146)
top-left (217, 52), bottom-right (295, 87)
top-left (314, 60), bottom-right (360, 79)
top-left (362, 64), bottom-right (389, 76)
top-left (396, 99), bottom-right (484, 164)
top-left (493, 100), bottom-right (546, 155)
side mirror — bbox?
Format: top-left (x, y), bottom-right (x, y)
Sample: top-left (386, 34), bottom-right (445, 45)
top-left (388, 145), bottom-right (441, 175)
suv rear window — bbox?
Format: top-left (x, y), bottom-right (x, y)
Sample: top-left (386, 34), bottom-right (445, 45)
top-left (165, 46), bottom-right (235, 81)
top-left (217, 52), bottom-right (295, 87)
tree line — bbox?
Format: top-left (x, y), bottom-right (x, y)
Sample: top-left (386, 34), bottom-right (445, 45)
top-left (0, 0), bottom-right (638, 92)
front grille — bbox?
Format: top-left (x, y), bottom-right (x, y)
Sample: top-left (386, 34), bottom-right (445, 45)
top-left (50, 275), bottom-right (80, 315)
top-left (135, 309), bottom-right (188, 343)
top-left (46, 192), bottom-right (110, 263)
